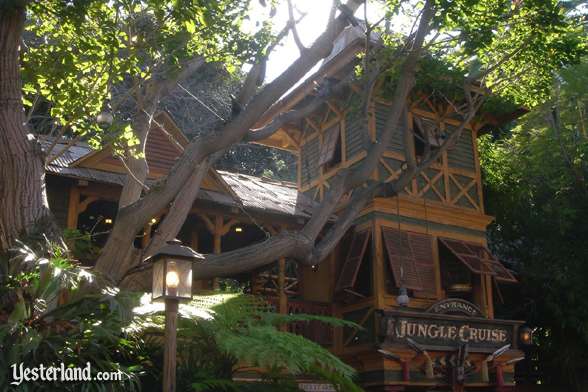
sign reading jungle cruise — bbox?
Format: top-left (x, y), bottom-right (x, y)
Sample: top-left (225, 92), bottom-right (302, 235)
top-left (378, 301), bottom-right (524, 352)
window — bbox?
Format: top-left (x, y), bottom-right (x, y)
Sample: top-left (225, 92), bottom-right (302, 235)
top-left (439, 238), bottom-right (517, 283)
top-left (318, 123), bottom-right (342, 170)
top-left (438, 238), bottom-right (517, 310)
top-left (335, 228), bottom-right (371, 299)
top-left (413, 116), bottom-right (444, 158)
top-left (382, 227), bottom-right (437, 299)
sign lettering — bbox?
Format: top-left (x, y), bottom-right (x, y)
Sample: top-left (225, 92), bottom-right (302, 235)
top-left (426, 299), bottom-right (482, 317)
top-left (379, 311), bottom-right (520, 352)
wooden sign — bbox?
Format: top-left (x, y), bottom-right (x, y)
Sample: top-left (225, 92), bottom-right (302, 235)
top-left (298, 383), bottom-right (336, 392)
top-left (426, 298), bottom-right (482, 317)
top-left (378, 310), bottom-right (523, 352)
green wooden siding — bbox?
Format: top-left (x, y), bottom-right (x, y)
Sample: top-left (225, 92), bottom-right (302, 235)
top-left (300, 137), bottom-right (320, 186)
top-left (345, 110), bottom-right (366, 159)
top-left (375, 102), bottom-right (405, 153)
top-left (447, 127), bottom-right (475, 171)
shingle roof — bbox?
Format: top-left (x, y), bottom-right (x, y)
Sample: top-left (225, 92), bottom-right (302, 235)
top-left (40, 137), bottom-right (314, 219)
top-left (218, 171), bottom-right (315, 219)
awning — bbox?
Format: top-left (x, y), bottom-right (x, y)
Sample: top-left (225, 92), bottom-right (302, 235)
top-left (439, 238), bottom-right (517, 283)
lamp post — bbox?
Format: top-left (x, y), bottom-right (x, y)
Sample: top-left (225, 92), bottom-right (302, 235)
top-left (146, 239), bottom-right (203, 392)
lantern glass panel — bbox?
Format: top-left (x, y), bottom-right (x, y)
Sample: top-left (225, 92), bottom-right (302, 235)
top-left (152, 259), bottom-right (165, 300)
top-left (165, 259), bottom-right (192, 300)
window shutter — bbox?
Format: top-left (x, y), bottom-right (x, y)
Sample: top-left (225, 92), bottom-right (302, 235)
top-left (335, 229), bottom-right (371, 293)
top-left (318, 124), bottom-right (340, 166)
top-left (439, 238), bottom-right (517, 283)
top-left (414, 116), bottom-right (443, 147)
top-left (382, 228), bottom-right (422, 291)
top-left (408, 232), bottom-right (436, 298)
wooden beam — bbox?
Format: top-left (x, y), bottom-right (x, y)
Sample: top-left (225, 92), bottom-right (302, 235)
top-left (432, 235), bottom-right (443, 299)
top-left (78, 195), bottom-right (98, 214)
top-left (66, 186), bottom-right (80, 229)
top-left (373, 220), bottom-right (386, 309)
top-left (485, 274), bottom-right (495, 319)
top-left (213, 215), bottom-right (223, 290)
top-left (141, 225), bottom-right (151, 249)
top-left (278, 257), bottom-right (287, 315)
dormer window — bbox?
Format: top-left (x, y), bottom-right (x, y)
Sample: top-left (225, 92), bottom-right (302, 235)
top-left (318, 123), bottom-right (342, 171)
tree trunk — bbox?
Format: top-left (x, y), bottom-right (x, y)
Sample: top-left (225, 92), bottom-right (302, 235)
top-left (0, 7), bottom-right (59, 253)
top-left (118, 112), bottom-right (151, 208)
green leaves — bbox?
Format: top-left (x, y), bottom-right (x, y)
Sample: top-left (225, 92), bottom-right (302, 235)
top-left (0, 242), bottom-right (144, 391)
top-left (436, 0), bottom-right (587, 107)
top-left (22, 0), bottom-right (268, 150)
top-left (133, 292), bottom-right (362, 391)
top-left (480, 58), bottom-right (588, 390)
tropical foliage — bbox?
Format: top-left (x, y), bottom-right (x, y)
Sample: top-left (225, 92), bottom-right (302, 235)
top-left (0, 242), bottom-right (361, 391)
top-left (134, 293), bottom-right (362, 392)
top-left (0, 242), bottom-right (143, 391)
top-left (480, 58), bottom-right (588, 390)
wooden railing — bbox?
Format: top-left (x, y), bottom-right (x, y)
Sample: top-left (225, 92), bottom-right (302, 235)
top-left (267, 298), bottom-right (334, 346)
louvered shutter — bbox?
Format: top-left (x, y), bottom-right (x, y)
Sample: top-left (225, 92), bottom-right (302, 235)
top-left (414, 116), bottom-right (443, 147)
top-left (382, 228), bottom-right (422, 290)
top-left (318, 124), bottom-right (340, 166)
top-left (439, 238), bottom-right (517, 283)
top-left (408, 232), bottom-right (437, 298)
top-left (335, 229), bottom-right (371, 293)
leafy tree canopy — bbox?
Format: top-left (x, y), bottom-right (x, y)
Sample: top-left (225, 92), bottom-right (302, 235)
top-left (374, 0), bottom-right (586, 113)
top-left (480, 57), bottom-right (588, 390)
top-left (22, 0), bottom-right (271, 149)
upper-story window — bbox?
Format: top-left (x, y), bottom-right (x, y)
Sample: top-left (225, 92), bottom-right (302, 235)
top-left (318, 122), bottom-right (342, 171)
top-left (413, 116), bottom-right (446, 159)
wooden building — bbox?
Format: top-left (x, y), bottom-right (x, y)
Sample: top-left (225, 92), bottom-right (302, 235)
top-left (43, 25), bottom-right (526, 392)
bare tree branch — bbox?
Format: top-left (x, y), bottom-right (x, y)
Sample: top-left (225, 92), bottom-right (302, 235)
top-left (95, 0), bottom-right (365, 281)
top-left (246, 77), bottom-right (349, 141)
top-left (237, 12), bottom-right (307, 108)
top-left (287, 0), bottom-right (306, 53)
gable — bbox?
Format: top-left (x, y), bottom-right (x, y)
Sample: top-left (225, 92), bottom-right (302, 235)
top-left (73, 111), bottom-right (188, 178)
top-left (70, 112), bottom-right (228, 193)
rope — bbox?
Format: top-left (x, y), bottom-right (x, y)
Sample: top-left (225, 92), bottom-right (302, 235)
top-left (177, 83), bottom-right (225, 122)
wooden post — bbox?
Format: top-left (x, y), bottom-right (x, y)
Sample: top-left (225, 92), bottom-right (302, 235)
top-left (485, 274), bottom-right (495, 319)
top-left (141, 224), bottom-right (151, 249)
top-left (373, 220), bottom-right (386, 309)
top-left (432, 236), bottom-right (443, 299)
top-left (66, 186), bottom-right (80, 229)
top-left (212, 215), bottom-right (222, 290)
top-left (163, 298), bottom-right (179, 392)
top-left (278, 257), bottom-right (287, 314)
top-left (401, 360), bottom-right (410, 381)
top-left (496, 365), bottom-right (505, 387)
